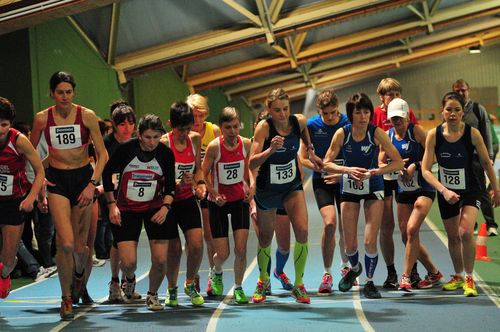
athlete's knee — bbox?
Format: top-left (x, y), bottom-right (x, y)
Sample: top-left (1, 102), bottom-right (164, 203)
top-left (406, 224), bottom-right (420, 240)
top-left (447, 234), bottom-right (461, 246)
top-left (120, 260), bottom-right (137, 274)
top-left (459, 227), bottom-right (474, 242)
top-left (364, 238), bottom-right (377, 252)
top-left (57, 243), bottom-right (74, 254)
top-left (233, 245), bottom-right (247, 259)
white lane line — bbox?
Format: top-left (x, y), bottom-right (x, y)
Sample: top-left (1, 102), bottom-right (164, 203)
top-left (49, 270), bottom-right (150, 332)
top-left (205, 256), bottom-right (258, 332)
top-left (352, 288), bottom-right (376, 332)
top-left (424, 217), bottom-right (500, 308)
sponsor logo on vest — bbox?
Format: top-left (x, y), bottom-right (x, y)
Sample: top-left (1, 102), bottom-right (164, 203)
top-left (276, 163), bottom-right (292, 171)
top-left (223, 163), bottom-right (240, 170)
top-left (0, 174), bottom-right (8, 181)
top-left (132, 173), bottom-right (154, 180)
top-left (276, 147), bottom-right (286, 152)
top-left (401, 143), bottom-right (409, 150)
top-left (361, 145), bottom-right (372, 154)
top-left (55, 127), bottom-right (75, 134)
top-left (440, 152), bottom-right (451, 158)
top-left (178, 164), bottom-right (193, 171)
top-left (133, 181), bottom-right (152, 187)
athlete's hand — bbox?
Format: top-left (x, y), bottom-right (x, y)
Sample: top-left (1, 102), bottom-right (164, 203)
top-left (151, 207), bottom-right (168, 224)
top-left (180, 172), bottom-right (194, 186)
top-left (347, 167), bottom-right (368, 181)
top-left (308, 152), bottom-right (324, 172)
top-left (492, 190), bottom-right (500, 208)
top-left (443, 188), bottom-right (460, 205)
top-left (195, 183), bottom-right (206, 199)
top-left (108, 204), bottom-right (122, 226)
top-left (19, 196), bottom-right (35, 213)
top-left (214, 194), bottom-right (227, 207)
top-left (244, 186), bottom-right (255, 203)
top-left (269, 135), bottom-right (285, 153)
top-left (323, 173), bottom-right (341, 185)
top-left (77, 184), bottom-right (95, 208)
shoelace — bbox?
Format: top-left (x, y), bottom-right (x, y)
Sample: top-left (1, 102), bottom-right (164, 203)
top-left (278, 273), bottom-right (290, 284)
top-left (322, 274), bottom-right (332, 284)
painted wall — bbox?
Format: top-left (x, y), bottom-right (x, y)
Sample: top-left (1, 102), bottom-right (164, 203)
top-left (29, 18), bottom-right (123, 120)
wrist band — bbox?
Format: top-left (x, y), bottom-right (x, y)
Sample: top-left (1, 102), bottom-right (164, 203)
top-left (197, 180), bottom-right (206, 185)
top-left (106, 200), bottom-right (116, 206)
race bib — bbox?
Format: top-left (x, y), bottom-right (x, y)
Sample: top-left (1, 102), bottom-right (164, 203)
top-left (112, 173), bottom-right (120, 191)
top-left (0, 173), bottom-right (13, 196)
top-left (126, 180), bottom-right (157, 201)
top-left (439, 167), bottom-right (466, 190)
top-left (270, 160), bottom-right (296, 184)
top-left (175, 162), bottom-right (195, 180)
top-left (218, 161), bottom-right (243, 185)
top-left (383, 158), bottom-right (399, 180)
top-left (397, 171), bottom-right (421, 192)
top-left (342, 173), bottom-right (369, 195)
top-left (49, 125), bottom-right (82, 150)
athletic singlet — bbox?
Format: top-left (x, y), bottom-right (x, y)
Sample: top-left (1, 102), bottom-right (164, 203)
top-left (388, 124), bottom-right (433, 193)
top-left (307, 113), bottom-right (348, 180)
top-left (341, 124), bottom-right (383, 195)
top-left (43, 105), bottom-right (90, 150)
top-left (201, 121), bottom-right (216, 160)
top-left (0, 128), bottom-right (30, 200)
top-left (167, 132), bottom-right (196, 201)
top-left (210, 135), bottom-right (247, 202)
top-left (256, 116), bottom-right (301, 191)
top-left (102, 138), bottom-right (175, 212)
top-left (435, 124), bottom-right (477, 193)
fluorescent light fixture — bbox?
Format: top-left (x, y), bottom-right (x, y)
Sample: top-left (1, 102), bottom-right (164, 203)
top-left (469, 45), bottom-right (481, 54)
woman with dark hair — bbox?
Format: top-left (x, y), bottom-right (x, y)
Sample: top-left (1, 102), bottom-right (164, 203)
top-left (421, 92), bottom-right (500, 297)
top-left (0, 97), bottom-right (44, 299)
top-left (103, 114), bottom-right (175, 311)
top-left (324, 92), bottom-right (404, 299)
top-left (30, 71), bottom-right (108, 320)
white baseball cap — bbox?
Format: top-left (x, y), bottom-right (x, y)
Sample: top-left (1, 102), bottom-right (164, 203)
top-left (387, 98), bottom-right (409, 119)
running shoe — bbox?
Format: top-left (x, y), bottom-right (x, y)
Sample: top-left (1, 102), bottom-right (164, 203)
top-left (210, 272), bottom-right (223, 296)
top-left (109, 280), bottom-right (127, 303)
top-left (463, 276), bottom-right (478, 297)
top-left (442, 275), bottom-right (464, 291)
top-left (234, 287), bottom-right (249, 304)
top-left (146, 293), bottom-right (164, 311)
top-left (265, 281), bottom-right (271, 295)
top-left (318, 273), bottom-right (333, 294)
top-left (382, 272), bottom-right (398, 289)
top-left (292, 284), bottom-right (311, 304)
top-left (122, 278), bottom-right (141, 300)
top-left (339, 263), bottom-right (363, 292)
top-left (35, 265), bottom-right (58, 282)
top-left (410, 270), bottom-right (422, 289)
top-left (71, 273), bottom-right (85, 303)
top-left (92, 255), bottom-right (106, 267)
top-left (0, 275), bottom-right (11, 299)
top-left (80, 287), bottom-right (94, 305)
top-left (341, 267), bottom-right (358, 286)
top-left (273, 268), bottom-right (293, 290)
top-left (184, 281), bottom-right (205, 306)
top-left (194, 273), bottom-right (201, 293)
top-left (252, 279), bottom-right (270, 303)
top-left (418, 271), bottom-right (444, 289)
top-left (165, 286), bottom-right (178, 307)
top-left (60, 297), bottom-right (74, 321)
top-left (363, 281), bottom-right (382, 299)
top-left (398, 273), bottom-right (412, 292)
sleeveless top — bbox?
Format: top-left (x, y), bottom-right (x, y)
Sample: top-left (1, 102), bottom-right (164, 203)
top-left (257, 116), bottom-right (301, 192)
top-left (435, 123), bottom-right (478, 193)
top-left (0, 128), bottom-right (30, 200)
top-left (43, 105), bottom-right (90, 150)
top-left (341, 124), bottom-right (383, 195)
top-left (388, 124), bottom-right (434, 193)
top-left (210, 136), bottom-right (247, 202)
top-left (201, 121), bottom-right (216, 160)
top-left (167, 132), bottom-right (196, 201)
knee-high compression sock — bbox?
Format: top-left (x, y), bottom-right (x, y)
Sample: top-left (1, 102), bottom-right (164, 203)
top-left (347, 251), bottom-right (360, 272)
top-left (257, 245), bottom-right (271, 281)
top-left (293, 242), bottom-right (308, 286)
top-left (275, 248), bottom-right (290, 275)
top-left (266, 256), bottom-right (271, 276)
top-left (365, 252), bottom-right (379, 280)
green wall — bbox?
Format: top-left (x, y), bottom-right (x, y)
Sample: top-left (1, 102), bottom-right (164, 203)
top-left (133, 68), bottom-right (190, 124)
top-left (0, 29), bottom-right (33, 124)
top-left (29, 18), bottom-right (122, 120)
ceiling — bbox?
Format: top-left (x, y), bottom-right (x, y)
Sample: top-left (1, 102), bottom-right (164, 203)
top-left (1, 0), bottom-right (499, 106)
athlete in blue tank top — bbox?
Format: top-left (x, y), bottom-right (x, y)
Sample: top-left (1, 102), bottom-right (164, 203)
top-left (383, 98), bottom-right (441, 292)
top-left (422, 92), bottom-right (500, 297)
top-left (323, 93), bottom-right (404, 299)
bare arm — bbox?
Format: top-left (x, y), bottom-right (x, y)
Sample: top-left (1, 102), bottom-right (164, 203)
top-left (201, 140), bottom-right (218, 199)
top-left (296, 114), bottom-right (323, 171)
top-left (192, 132), bottom-right (206, 198)
top-left (373, 127), bottom-right (404, 176)
top-left (17, 134), bottom-right (45, 212)
top-left (249, 121), bottom-right (274, 170)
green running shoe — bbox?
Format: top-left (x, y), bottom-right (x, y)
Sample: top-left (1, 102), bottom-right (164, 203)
top-left (252, 279), bottom-right (269, 303)
top-left (184, 282), bottom-right (204, 306)
top-left (339, 263), bottom-right (363, 292)
top-left (234, 287), bottom-right (249, 304)
top-left (165, 286), bottom-right (178, 307)
top-left (442, 275), bottom-right (464, 291)
top-left (211, 272), bottom-right (224, 296)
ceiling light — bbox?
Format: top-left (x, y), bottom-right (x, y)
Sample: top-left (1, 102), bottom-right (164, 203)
top-left (469, 45), bottom-right (481, 54)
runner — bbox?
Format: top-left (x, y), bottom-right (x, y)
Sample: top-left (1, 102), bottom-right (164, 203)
top-left (299, 89), bottom-right (351, 294)
top-left (30, 71), bottom-right (108, 320)
top-left (103, 114), bottom-right (175, 311)
top-left (324, 92), bottom-right (404, 299)
top-left (249, 88), bottom-right (322, 304)
top-left (202, 107), bottom-right (252, 304)
top-left (421, 92), bottom-right (500, 297)
top-left (0, 97), bottom-right (44, 299)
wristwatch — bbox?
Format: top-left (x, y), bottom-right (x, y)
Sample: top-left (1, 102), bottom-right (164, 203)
top-left (162, 203), bottom-right (172, 210)
top-left (89, 179), bottom-right (100, 186)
